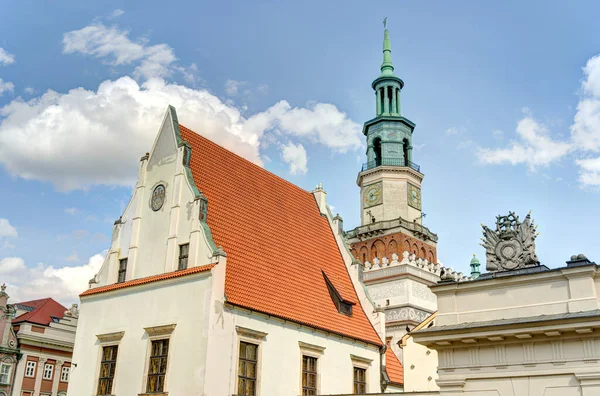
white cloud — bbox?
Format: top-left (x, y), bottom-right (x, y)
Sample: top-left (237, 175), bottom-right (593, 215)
top-left (109, 9), bottom-right (125, 18)
top-left (0, 219), bottom-right (17, 238)
top-left (446, 127), bottom-right (461, 135)
top-left (0, 48), bottom-right (15, 66)
top-left (0, 253), bottom-right (104, 304)
top-left (0, 21), bottom-right (362, 190)
top-left (272, 102), bottom-right (363, 152)
top-left (63, 23), bottom-right (185, 80)
top-left (576, 157), bottom-right (600, 186)
top-left (64, 207), bottom-right (79, 215)
top-left (477, 116), bottom-right (572, 170)
top-left (0, 77), bottom-right (361, 190)
top-left (225, 79), bottom-right (245, 96)
top-left (24, 87), bottom-right (36, 95)
top-left (0, 79), bottom-right (14, 96)
top-left (281, 142), bottom-right (308, 175)
top-left (570, 54), bottom-right (600, 186)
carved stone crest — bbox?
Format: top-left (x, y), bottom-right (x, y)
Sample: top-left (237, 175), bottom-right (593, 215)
top-left (481, 211), bottom-right (539, 272)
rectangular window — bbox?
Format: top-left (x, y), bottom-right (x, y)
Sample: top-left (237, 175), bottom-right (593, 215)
top-left (117, 258), bottom-right (128, 283)
top-left (25, 361), bottom-right (36, 377)
top-left (238, 341), bottom-right (258, 396)
top-left (302, 355), bottom-right (317, 396)
top-left (43, 363), bottom-right (53, 380)
top-left (97, 345), bottom-right (118, 395)
top-left (146, 339), bottom-right (169, 393)
top-left (0, 363), bottom-right (11, 384)
top-left (353, 367), bottom-right (366, 394)
top-left (60, 366), bottom-right (69, 382)
top-left (178, 243), bottom-right (189, 270)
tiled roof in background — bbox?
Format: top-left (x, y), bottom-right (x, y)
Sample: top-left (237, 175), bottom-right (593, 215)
top-left (13, 298), bottom-right (67, 326)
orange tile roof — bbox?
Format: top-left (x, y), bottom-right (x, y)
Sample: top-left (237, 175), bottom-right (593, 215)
top-left (180, 125), bottom-right (382, 346)
top-left (13, 298), bottom-right (67, 326)
top-left (80, 264), bottom-right (215, 297)
top-left (385, 347), bottom-right (404, 385)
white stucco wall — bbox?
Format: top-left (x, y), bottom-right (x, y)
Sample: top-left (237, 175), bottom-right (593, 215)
top-left (69, 271), bottom-right (214, 395)
top-left (402, 336), bottom-right (438, 392)
top-left (88, 107), bottom-right (214, 290)
top-left (204, 305), bottom-right (382, 396)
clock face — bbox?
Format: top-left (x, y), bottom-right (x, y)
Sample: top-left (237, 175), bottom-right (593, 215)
top-left (363, 182), bottom-right (383, 208)
top-left (407, 184), bottom-right (422, 210)
top-left (151, 184), bottom-right (166, 211)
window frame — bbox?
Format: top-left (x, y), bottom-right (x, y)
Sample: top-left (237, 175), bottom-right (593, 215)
top-left (117, 258), bottom-right (128, 283)
top-left (237, 341), bottom-right (258, 396)
top-left (177, 243), bottom-right (189, 271)
top-left (94, 332), bottom-right (124, 396)
top-left (141, 324), bottom-right (176, 395)
top-left (0, 362), bottom-right (11, 384)
top-left (350, 354), bottom-right (372, 395)
top-left (298, 342), bottom-right (324, 396)
top-left (353, 367), bottom-right (367, 394)
top-left (42, 363), bottom-right (54, 380)
top-left (145, 338), bottom-right (169, 393)
top-left (234, 326), bottom-right (267, 396)
top-left (60, 365), bottom-right (69, 382)
top-left (25, 360), bottom-right (36, 378)
top-left (96, 345), bottom-right (119, 395)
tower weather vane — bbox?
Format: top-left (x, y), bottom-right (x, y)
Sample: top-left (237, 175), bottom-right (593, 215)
top-left (383, 17), bottom-right (387, 28)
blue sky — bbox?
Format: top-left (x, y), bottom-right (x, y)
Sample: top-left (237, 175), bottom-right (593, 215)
top-left (1, 0), bottom-right (600, 303)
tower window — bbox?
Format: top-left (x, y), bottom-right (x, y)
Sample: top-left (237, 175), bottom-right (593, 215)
top-left (373, 138), bottom-right (382, 167)
top-left (403, 138), bottom-right (409, 166)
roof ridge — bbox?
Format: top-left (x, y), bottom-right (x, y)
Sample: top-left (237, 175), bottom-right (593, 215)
top-left (179, 125), bottom-right (316, 198)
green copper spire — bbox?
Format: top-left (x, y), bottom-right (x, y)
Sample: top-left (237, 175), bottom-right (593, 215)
top-left (380, 27), bottom-right (395, 77)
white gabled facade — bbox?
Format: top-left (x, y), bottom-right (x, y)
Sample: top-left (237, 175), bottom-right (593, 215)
top-left (69, 107), bottom-right (383, 396)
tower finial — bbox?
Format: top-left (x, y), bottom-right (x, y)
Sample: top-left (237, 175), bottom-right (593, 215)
top-left (380, 20), bottom-right (395, 77)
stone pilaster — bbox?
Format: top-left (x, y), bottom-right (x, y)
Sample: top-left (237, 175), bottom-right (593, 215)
top-left (51, 360), bottom-right (64, 395)
top-left (33, 358), bottom-right (47, 396)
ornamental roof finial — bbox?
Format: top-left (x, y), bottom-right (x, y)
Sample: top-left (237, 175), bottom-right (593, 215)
top-left (380, 18), bottom-right (395, 77)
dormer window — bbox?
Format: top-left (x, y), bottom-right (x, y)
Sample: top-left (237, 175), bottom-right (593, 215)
top-left (322, 271), bottom-right (354, 316)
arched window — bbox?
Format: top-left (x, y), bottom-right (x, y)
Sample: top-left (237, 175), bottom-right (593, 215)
top-left (403, 138), bottom-right (409, 166)
top-left (373, 138), bottom-right (382, 167)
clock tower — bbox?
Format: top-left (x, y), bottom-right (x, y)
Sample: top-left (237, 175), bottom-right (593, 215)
top-left (345, 24), bottom-right (441, 367)
top-left (346, 25), bottom-right (438, 266)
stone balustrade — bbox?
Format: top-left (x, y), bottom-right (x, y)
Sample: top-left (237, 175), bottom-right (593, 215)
top-left (363, 251), bottom-right (471, 282)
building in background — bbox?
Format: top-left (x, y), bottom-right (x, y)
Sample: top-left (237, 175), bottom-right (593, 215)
top-left (0, 286), bottom-right (78, 396)
top-left (11, 298), bottom-right (78, 396)
top-left (412, 213), bottom-right (600, 395)
top-left (0, 285), bottom-right (20, 396)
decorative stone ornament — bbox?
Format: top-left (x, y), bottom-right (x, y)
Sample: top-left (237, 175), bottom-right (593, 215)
top-left (151, 184), bottom-right (166, 211)
top-left (481, 211), bottom-right (540, 272)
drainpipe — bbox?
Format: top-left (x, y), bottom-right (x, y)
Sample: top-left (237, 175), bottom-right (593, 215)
top-left (380, 344), bottom-right (389, 392)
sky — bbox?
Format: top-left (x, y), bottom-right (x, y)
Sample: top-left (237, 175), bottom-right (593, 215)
top-left (1, 0), bottom-right (600, 305)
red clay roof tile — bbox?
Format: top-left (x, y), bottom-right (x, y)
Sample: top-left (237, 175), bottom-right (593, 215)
top-left (80, 264), bottom-right (215, 297)
top-left (13, 298), bottom-right (67, 326)
top-left (180, 125), bottom-right (382, 346)
top-left (385, 347), bottom-right (404, 385)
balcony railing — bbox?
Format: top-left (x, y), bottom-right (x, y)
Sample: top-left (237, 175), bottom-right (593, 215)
top-left (361, 158), bottom-right (421, 172)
